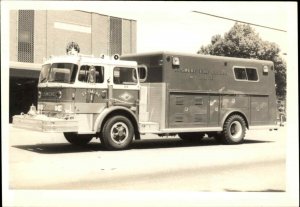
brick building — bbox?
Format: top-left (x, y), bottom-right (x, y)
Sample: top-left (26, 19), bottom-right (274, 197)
top-left (9, 10), bottom-right (137, 122)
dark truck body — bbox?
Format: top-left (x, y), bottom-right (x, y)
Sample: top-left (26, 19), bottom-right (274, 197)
top-left (121, 51), bottom-right (277, 132)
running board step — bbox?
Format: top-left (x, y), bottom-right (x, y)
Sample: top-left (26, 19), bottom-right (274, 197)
top-left (139, 122), bottom-right (159, 133)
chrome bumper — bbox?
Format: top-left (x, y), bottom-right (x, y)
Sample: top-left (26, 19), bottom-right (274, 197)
top-left (248, 125), bottom-right (279, 130)
top-left (12, 114), bottom-right (78, 132)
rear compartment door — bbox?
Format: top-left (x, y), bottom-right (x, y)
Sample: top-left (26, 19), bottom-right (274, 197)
top-left (250, 96), bottom-right (269, 125)
top-left (169, 93), bottom-right (209, 128)
top-left (209, 95), bottom-right (220, 126)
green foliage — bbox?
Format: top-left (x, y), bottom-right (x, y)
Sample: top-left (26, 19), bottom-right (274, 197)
top-left (198, 23), bottom-right (286, 99)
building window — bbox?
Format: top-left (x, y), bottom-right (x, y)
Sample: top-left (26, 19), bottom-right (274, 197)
top-left (110, 17), bottom-right (122, 55)
top-left (18, 10), bottom-right (34, 63)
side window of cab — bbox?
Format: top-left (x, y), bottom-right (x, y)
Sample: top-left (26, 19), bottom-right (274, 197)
top-left (113, 67), bottom-right (137, 85)
top-left (78, 65), bottom-right (104, 83)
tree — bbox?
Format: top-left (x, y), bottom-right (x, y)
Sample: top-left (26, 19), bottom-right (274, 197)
top-left (198, 23), bottom-right (286, 99)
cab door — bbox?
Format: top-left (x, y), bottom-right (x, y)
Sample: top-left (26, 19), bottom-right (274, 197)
top-left (74, 64), bottom-right (108, 132)
top-left (76, 64), bottom-right (107, 105)
top-left (110, 66), bottom-right (140, 107)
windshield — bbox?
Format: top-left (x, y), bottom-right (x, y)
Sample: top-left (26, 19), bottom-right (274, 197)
top-left (39, 64), bottom-right (51, 83)
top-left (39, 63), bottom-right (78, 83)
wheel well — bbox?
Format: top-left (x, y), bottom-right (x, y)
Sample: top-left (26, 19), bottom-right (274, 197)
top-left (224, 112), bottom-right (249, 129)
top-left (100, 110), bottom-right (140, 140)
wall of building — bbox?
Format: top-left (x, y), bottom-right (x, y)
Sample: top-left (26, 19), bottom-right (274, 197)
top-left (9, 10), bottom-right (137, 122)
top-left (34, 11), bottom-right (47, 63)
top-left (9, 10), bottom-right (18, 62)
top-left (92, 13), bottom-right (110, 56)
top-left (47, 10), bottom-right (92, 57)
top-left (10, 10), bottom-right (136, 64)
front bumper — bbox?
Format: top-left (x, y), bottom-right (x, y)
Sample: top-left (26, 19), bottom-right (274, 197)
top-left (12, 114), bottom-right (78, 132)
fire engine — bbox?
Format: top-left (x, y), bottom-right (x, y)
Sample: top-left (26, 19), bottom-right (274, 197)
top-left (13, 51), bottom-right (278, 150)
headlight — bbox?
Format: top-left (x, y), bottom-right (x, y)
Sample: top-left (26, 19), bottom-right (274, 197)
top-left (38, 91), bottom-right (42, 99)
top-left (55, 104), bottom-right (63, 112)
top-left (56, 90), bottom-right (62, 99)
top-left (38, 103), bottom-right (44, 111)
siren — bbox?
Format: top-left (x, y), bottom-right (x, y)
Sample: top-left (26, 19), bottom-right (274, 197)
top-left (113, 54), bottom-right (120, 60)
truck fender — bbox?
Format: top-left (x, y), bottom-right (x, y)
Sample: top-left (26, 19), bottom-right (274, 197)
top-left (94, 106), bottom-right (139, 133)
top-left (221, 110), bottom-right (249, 129)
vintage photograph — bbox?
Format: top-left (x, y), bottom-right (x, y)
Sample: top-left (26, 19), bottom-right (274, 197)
top-left (2, 1), bottom-right (298, 207)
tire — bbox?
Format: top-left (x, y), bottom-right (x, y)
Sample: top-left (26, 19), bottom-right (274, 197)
top-left (178, 133), bottom-right (204, 142)
top-left (221, 114), bottom-right (246, 144)
top-left (64, 133), bottom-right (93, 146)
top-left (101, 115), bottom-right (134, 150)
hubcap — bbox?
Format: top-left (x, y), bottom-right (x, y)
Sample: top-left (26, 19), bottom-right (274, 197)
top-left (111, 122), bottom-right (129, 144)
top-left (229, 121), bottom-right (242, 139)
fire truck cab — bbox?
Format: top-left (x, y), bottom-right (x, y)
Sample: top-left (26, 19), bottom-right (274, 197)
top-left (13, 51), bottom-right (278, 150)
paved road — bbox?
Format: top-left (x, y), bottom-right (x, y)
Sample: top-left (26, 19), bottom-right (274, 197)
top-left (8, 125), bottom-right (286, 191)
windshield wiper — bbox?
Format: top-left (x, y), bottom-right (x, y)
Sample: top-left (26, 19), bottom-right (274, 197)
top-left (40, 78), bottom-right (48, 83)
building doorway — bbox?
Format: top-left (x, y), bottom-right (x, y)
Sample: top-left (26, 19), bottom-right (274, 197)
top-left (9, 77), bottom-right (38, 123)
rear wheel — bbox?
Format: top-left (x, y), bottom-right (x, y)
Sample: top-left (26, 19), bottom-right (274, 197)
top-left (178, 133), bottom-right (204, 142)
top-left (101, 115), bottom-right (134, 150)
top-left (64, 133), bottom-right (93, 146)
top-left (221, 114), bottom-right (246, 144)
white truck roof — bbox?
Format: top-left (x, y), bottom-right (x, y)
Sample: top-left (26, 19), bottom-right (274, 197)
top-left (44, 54), bottom-right (137, 67)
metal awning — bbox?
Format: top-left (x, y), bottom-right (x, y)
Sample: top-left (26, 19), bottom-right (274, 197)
top-left (10, 61), bottom-right (41, 78)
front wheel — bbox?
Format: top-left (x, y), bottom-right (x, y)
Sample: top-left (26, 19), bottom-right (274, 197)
top-left (101, 116), bottom-right (134, 150)
top-left (221, 114), bottom-right (246, 144)
top-left (64, 133), bottom-right (93, 146)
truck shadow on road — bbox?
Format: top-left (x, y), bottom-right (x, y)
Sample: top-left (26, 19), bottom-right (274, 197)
top-left (12, 142), bottom-right (104, 154)
top-left (131, 138), bottom-right (272, 150)
top-left (12, 138), bottom-right (273, 154)
top-left (224, 188), bottom-right (285, 192)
